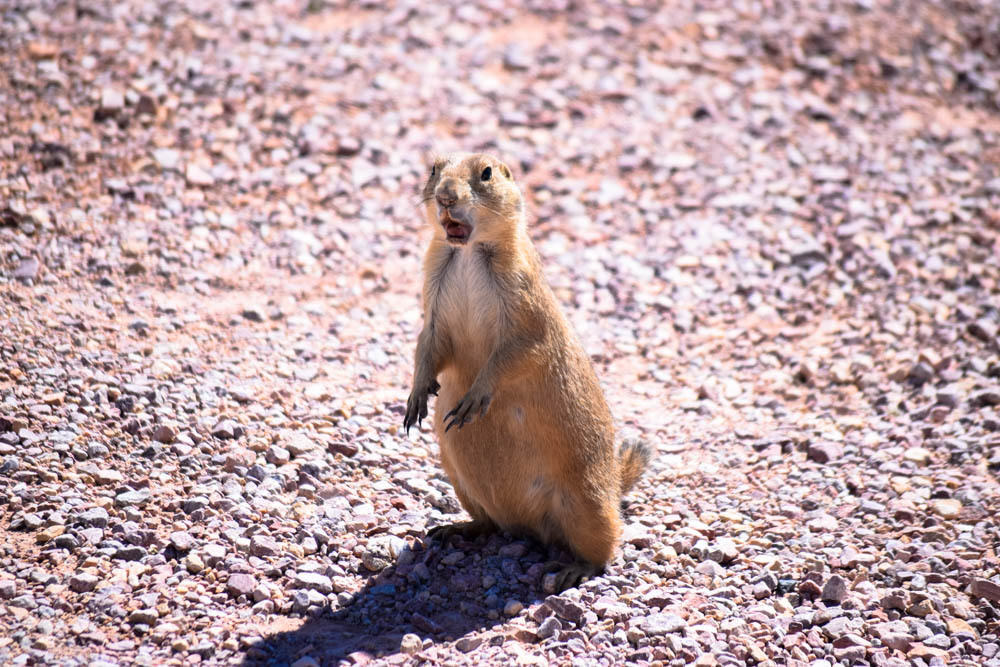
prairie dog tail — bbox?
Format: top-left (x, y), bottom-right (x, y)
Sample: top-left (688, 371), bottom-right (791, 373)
top-left (619, 439), bottom-right (651, 496)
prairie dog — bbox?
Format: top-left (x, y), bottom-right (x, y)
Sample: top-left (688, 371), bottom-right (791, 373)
top-left (404, 152), bottom-right (649, 591)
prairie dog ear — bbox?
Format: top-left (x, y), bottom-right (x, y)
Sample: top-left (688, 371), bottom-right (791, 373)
top-left (498, 161), bottom-right (513, 180)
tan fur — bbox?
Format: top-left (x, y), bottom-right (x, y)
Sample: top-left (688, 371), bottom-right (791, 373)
top-left (404, 153), bottom-right (649, 575)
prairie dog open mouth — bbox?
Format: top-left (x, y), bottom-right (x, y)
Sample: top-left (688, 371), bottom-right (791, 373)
top-left (440, 212), bottom-right (471, 244)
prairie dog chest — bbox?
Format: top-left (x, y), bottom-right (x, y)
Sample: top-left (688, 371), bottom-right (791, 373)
top-left (435, 245), bottom-right (502, 351)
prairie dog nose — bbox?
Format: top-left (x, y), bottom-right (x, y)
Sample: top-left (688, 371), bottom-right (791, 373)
top-left (435, 179), bottom-right (461, 207)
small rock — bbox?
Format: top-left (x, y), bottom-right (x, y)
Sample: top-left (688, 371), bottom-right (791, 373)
top-left (76, 507), bottom-right (110, 528)
top-left (947, 618), bottom-right (977, 638)
top-left (170, 531), bottom-right (195, 551)
top-left (807, 441), bottom-right (843, 463)
top-left (124, 261), bottom-right (146, 276)
top-left (621, 522), bottom-right (654, 548)
top-left (227, 573), bottom-right (256, 597)
top-left (362, 535), bottom-right (405, 572)
top-left (211, 419), bottom-right (243, 440)
top-left (0, 580), bottom-right (16, 598)
top-left (881, 592), bottom-right (908, 611)
top-left (114, 546), bottom-right (146, 561)
top-left (822, 575), bottom-right (849, 603)
top-left (798, 579), bottom-right (822, 597)
top-left (35, 525), bottom-right (65, 543)
top-left (242, 307), bottom-right (266, 323)
top-left (548, 596), bottom-right (586, 623)
top-left (907, 361), bottom-right (935, 384)
top-left (971, 389), bottom-right (1000, 408)
top-left (293, 572), bottom-right (333, 594)
top-left (152, 148), bottom-right (180, 171)
top-left (908, 599), bottom-right (935, 617)
top-left (27, 41), bottom-right (59, 59)
top-left (185, 163), bottom-right (215, 187)
top-left (265, 445), bottom-right (290, 465)
top-left (968, 319), bottom-right (998, 342)
top-left (503, 43), bottom-right (533, 71)
top-left (640, 613), bottom-right (686, 635)
top-left (970, 578), bottom-right (1000, 602)
top-left (327, 440), bottom-right (359, 457)
top-left (128, 609), bottom-right (158, 625)
top-left (903, 447), bottom-right (933, 465)
top-left (807, 514), bottom-right (838, 531)
top-left (182, 497), bottom-right (208, 514)
top-left (907, 645), bottom-right (950, 661)
top-left (504, 599), bottom-right (524, 616)
top-left (536, 616), bottom-right (561, 640)
top-left (929, 498), bottom-right (962, 519)
top-left (98, 88), bottom-right (124, 117)
top-left (455, 636), bottom-right (483, 653)
top-left (95, 469), bottom-right (123, 485)
top-left (399, 634), bottom-right (422, 655)
top-left (250, 535), bottom-right (281, 557)
top-left (707, 537), bottom-right (739, 564)
top-left (284, 432), bottom-right (317, 456)
top-left (152, 425), bottom-right (176, 444)
top-left (881, 632), bottom-right (912, 652)
top-left (13, 258), bottom-right (41, 282)
top-left (115, 490), bottom-right (150, 507)
top-left (185, 553), bottom-right (205, 573)
top-left (696, 559), bottom-right (725, 577)
top-left (67, 571), bottom-right (99, 593)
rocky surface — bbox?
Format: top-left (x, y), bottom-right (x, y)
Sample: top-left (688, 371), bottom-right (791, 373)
top-left (2, 0), bottom-right (1000, 665)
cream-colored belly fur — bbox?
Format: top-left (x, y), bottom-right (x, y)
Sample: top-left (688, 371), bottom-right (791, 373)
top-left (432, 246), bottom-right (551, 531)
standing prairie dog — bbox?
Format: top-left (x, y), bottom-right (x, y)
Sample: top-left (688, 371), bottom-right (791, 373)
top-left (404, 152), bottom-right (649, 591)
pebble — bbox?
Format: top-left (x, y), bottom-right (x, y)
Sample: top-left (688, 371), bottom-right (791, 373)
top-left (98, 87), bottom-right (124, 115)
top-left (114, 490), bottom-right (150, 507)
top-left (152, 148), bottom-right (180, 171)
top-left (807, 441), bottom-right (843, 463)
top-left (546, 596), bottom-right (585, 623)
top-left (13, 258), bottom-right (41, 282)
top-left (929, 498), bottom-right (962, 518)
top-left (128, 609), bottom-right (159, 625)
top-left (400, 633), bottom-right (423, 655)
top-left (185, 163), bottom-right (215, 187)
top-left (184, 554), bottom-right (205, 573)
top-left (211, 419), bottom-right (242, 440)
top-left (68, 573), bottom-right (100, 593)
top-left (970, 578), bottom-right (1000, 602)
top-left (707, 537), bottom-right (739, 564)
top-left (822, 575), bottom-right (849, 603)
top-left (640, 613), bottom-right (686, 635)
top-left (76, 509), bottom-right (110, 531)
top-left (152, 425), bottom-right (176, 444)
top-left (293, 572), bottom-right (333, 594)
top-left (536, 616), bottom-right (561, 639)
top-left (169, 531), bottom-right (195, 551)
top-left (226, 573), bottom-right (257, 598)
top-left (503, 599), bottom-right (524, 616)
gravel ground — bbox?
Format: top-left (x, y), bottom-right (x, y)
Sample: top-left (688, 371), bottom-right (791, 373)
top-left (2, 0), bottom-right (1000, 665)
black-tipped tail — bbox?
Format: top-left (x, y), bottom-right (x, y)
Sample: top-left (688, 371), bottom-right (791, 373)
top-left (619, 439), bottom-right (651, 496)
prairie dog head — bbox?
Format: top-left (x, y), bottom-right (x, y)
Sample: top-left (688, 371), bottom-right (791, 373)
top-left (422, 153), bottom-right (523, 246)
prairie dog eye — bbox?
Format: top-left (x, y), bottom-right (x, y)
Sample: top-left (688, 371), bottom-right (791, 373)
top-left (481, 166), bottom-right (492, 181)
top-left (430, 165), bottom-right (436, 177)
